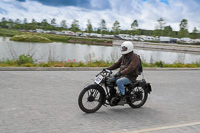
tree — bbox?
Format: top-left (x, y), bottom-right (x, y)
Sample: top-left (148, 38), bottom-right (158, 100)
top-left (0, 17), bottom-right (7, 28)
top-left (86, 19), bottom-right (93, 33)
top-left (14, 19), bottom-right (22, 29)
top-left (50, 18), bottom-right (57, 30)
top-left (15, 19), bottom-right (21, 24)
top-left (27, 18), bottom-right (37, 30)
top-left (51, 18), bottom-right (56, 26)
top-left (8, 19), bottom-right (13, 28)
top-left (23, 18), bottom-right (28, 30)
top-left (42, 19), bottom-right (48, 23)
top-left (156, 18), bottom-right (166, 30)
top-left (60, 20), bottom-right (67, 29)
top-left (32, 19), bottom-right (37, 23)
top-left (23, 18), bottom-right (27, 24)
top-left (135, 29), bottom-right (142, 35)
top-left (179, 19), bottom-right (188, 30)
top-left (153, 18), bottom-right (166, 36)
top-left (1, 17), bottom-right (6, 22)
top-left (112, 20), bottom-right (120, 35)
top-left (97, 28), bottom-right (101, 34)
top-left (41, 19), bottom-right (49, 29)
top-left (190, 27), bottom-right (199, 39)
top-left (131, 20), bottom-right (138, 30)
top-left (178, 19), bottom-right (189, 38)
top-left (71, 19), bottom-right (79, 32)
top-left (192, 27), bottom-right (198, 33)
top-left (99, 19), bottom-right (107, 34)
top-left (163, 25), bottom-right (173, 36)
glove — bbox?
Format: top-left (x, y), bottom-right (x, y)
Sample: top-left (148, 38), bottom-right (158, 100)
top-left (103, 68), bottom-right (107, 71)
top-left (114, 72), bottom-right (121, 77)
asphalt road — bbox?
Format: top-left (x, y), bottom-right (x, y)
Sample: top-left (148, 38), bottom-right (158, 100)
top-left (0, 70), bottom-right (200, 133)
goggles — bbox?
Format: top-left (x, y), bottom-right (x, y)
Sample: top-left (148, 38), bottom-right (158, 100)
top-left (121, 46), bottom-right (127, 52)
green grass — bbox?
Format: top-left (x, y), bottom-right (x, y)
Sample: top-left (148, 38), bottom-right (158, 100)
top-left (0, 28), bottom-right (23, 37)
top-left (142, 60), bottom-right (200, 68)
top-left (10, 34), bottom-right (51, 43)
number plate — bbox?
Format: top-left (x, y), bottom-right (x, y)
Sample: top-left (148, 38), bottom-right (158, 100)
top-left (95, 75), bottom-right (103, 84)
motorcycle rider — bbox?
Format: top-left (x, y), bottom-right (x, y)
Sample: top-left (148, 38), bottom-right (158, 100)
top-left (106, 41), bottom-right (140, 105)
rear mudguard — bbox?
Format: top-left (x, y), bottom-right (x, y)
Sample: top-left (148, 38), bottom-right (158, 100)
top-left (84, 84), bottom-right (106, 103)
top-left (133, 80), bottom-right (152, 94)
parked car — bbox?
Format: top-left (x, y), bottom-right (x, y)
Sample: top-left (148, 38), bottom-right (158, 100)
top-left (160, 36), bottom-right (171, 43)
top-left (170, 38), bottom-right (179, 43)
top-left (180, 38), bottom-right (191, 43)
top-left (194, 39), bottom-right (200, 43)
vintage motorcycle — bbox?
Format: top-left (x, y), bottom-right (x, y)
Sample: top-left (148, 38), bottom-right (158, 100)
top-left (78, 69), bottom-right (152, 113)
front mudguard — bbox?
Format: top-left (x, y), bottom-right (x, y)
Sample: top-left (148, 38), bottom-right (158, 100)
top-left (145, 83), bottom-right (152, 94)
top-left (84, 84), bottom-right (106, 103)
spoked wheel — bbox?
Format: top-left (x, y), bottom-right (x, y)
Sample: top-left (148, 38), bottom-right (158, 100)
top-left (128, 86), bottom-right (148, 108)
top-left (78, 85), bottom-right (104, 113)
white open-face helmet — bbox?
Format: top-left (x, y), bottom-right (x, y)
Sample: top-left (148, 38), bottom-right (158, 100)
top-left (121, 41), bottom-right (134, 55)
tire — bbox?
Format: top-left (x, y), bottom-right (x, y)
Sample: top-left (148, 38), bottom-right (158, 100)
top-left (78, 85), bottom-right (104, 113)
top-left (128, 86), bottom-right (148, 108)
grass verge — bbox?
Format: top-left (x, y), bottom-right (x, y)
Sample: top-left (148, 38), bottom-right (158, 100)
top-left (0, 55), bottom-right (200, 68)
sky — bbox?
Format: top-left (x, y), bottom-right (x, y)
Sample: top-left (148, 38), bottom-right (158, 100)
top-left (0, 0), bottom-right (200, 32)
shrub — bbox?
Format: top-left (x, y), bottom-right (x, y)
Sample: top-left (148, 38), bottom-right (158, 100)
top-left (173, 63), bottom-right (184, 68)
top-left (142, 61), bottom-right (150, 67)
top-left (77, 62), bottom-right (86, 67)
top-left (183, 64), bottom-right (196, 68)
top-left (15, 54), bottom-right (34, 65)
top-left (155, 61), bottom-right (164, 67)
top-left (39, 63), bottom-right (50, 67)
top-left (163, 64), bottom-right (171, 67)
top-left (22, 63), bottom-right (34, 67)
top-left (54, 62), bottom-right (64, 67)
top-left (4, 59), bottom-right (16, 66)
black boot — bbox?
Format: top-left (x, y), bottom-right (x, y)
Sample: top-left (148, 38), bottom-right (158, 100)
top-left (118, 95), bottom-right (126, 105)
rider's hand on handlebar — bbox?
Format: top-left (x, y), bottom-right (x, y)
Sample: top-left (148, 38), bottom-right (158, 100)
top-left (114, 72), bottom-right (121, 77)
top-left (103, 68), bottom-right (107, 71)
top-left (103, 69), bottom-right (112, 74)
top-left (103, 68), bottom-right (110, 72)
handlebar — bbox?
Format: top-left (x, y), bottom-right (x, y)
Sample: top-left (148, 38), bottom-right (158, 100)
top-left (96, 69), bottom-right (112, 77)
top-left (104, 69), bottom-right (112, 74)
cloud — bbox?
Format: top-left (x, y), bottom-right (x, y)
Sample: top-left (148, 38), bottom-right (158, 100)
top-left (16, 0), bottom-right (111, 10)
top-left (90, 0), bottom-right (111, 10)
top-left (0, 7), bottom-right (7, 15)
top-left (0, 0), bottom-right (200, 32)
top-left (1, 0), bottom-right (28, 12)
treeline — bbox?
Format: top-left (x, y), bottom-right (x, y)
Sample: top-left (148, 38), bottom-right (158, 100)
top-left (0, 17), bottom-right (200, 39)
top-left (0, 18), bottom-right (66, 31)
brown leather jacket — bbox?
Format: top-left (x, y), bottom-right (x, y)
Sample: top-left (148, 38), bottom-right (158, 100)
top-left (107, 52), bottom-right (140, 82)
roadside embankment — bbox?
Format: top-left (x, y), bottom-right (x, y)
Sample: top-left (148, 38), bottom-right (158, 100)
top-left (113, 40), bottom-right (200, 52)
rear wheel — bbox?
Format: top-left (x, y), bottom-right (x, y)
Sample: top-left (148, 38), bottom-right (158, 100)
top-left (128, 86), bottom-right (148, 108)
top-left (78, 85), bottom-right (104, 113)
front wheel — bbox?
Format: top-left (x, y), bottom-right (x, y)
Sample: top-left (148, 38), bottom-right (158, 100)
top-left (78, 85), bottom-right (104, 113)
top-left (128, 86), bottom-right (148, 108)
